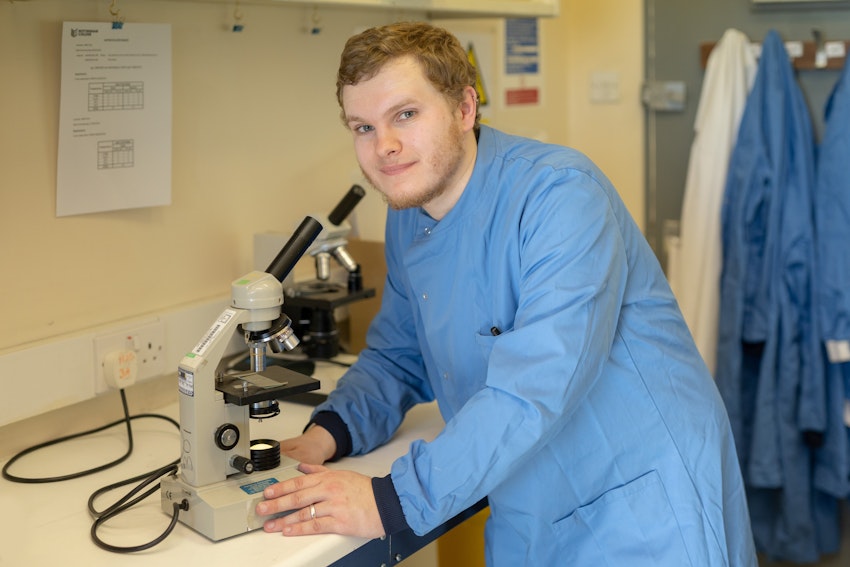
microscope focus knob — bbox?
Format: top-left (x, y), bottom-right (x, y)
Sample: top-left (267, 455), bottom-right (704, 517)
top-left (215, 423), bottom-right (240, 451)
top-left (230, 455), bottom-right (255, 475)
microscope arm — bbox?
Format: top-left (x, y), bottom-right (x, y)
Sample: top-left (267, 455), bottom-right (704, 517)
top-left (176, 216), bottom-right (323, 488)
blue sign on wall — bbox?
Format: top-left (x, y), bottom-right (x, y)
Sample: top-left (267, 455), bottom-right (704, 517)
top-left (505, 18), bottom-right (539, 75)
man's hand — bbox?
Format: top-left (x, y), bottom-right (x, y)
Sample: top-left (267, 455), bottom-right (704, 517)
top-left (255, 463), bottom-right (385, 539)
top-left (280, 424), bottom-right (337, 465)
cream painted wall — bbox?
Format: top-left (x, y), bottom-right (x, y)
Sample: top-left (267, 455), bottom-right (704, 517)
top-left (562, 0), bottom-right (645, 229)
top-left (0, 0), bottom-right (643, 370)
top-left (0, 0), bottom-right (398, 352)
top-left (435, 2), bottom-right (645, 230)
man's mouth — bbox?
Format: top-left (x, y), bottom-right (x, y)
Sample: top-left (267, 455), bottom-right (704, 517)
top-left (380, 162), bottom-right (414, 176)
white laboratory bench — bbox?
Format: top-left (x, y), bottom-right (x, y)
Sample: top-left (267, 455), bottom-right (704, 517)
top-left (1, 361), bottom-right (484, 566)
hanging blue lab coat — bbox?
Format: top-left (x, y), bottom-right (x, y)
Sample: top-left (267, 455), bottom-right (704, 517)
top-left (813, 48), bottom-right (850, 503)
top-left (716, 30), bottom-right (834, 563)
top-left (315, 126), bottom-right (756, 565)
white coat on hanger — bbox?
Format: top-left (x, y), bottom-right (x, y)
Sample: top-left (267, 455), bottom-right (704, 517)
top-left (668, 28), bottom-right (757, 375)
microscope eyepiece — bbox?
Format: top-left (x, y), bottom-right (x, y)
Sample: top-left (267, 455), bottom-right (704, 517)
top-left (327, 184), bottom-right (365, 226)
top-left (265, 216), bottom-right (323, 282)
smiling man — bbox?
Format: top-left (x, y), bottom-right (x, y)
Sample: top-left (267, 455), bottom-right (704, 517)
top-left (255, 22), bottom-right (757, 566)
top-left (342, 54), bottom-right (477, 219)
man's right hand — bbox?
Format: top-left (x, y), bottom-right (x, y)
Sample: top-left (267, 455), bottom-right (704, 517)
top-left (280, 424), bottom-right (337, 465)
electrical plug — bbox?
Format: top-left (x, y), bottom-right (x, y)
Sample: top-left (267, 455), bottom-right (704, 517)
top-left (102, 350), bottom-right (138, 390)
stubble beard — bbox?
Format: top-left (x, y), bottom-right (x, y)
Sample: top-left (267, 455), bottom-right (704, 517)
top-left (361, 122), bottom-right (467, 212)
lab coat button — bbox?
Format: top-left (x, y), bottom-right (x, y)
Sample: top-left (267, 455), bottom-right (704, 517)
top-left (422, 292), bottom-right (428, 300)
top-left (424, 227), bottom-right (432, 236)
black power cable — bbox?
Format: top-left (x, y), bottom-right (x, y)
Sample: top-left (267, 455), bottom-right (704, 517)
top-left (89, 461), bottom-right (187, 553)
top-left (1, 389), bottom-right (185, 552)
top-left (2, 389), bottom-right (178, 483)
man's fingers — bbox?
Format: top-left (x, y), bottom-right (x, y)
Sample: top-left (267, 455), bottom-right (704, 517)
top-left (257, 492), bottom-right (310, 516)
top-left (258, 469), bottom-right (383, 539)
top-left (256, 466), bottom-right (332, 516)
top-left (262, 503), bottom-right (330, 535)
top-left (261, 466), bottom-right (326, 499)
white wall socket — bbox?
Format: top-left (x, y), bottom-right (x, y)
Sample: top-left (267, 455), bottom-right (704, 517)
top-left (93, 319), bottom-right (167, 394)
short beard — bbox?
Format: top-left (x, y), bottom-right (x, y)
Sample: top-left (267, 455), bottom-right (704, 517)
top-left (362, 121), bottom-right (467, 211)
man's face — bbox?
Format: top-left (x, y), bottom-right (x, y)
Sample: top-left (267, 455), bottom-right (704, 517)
top-left (341, 56), bottom-right (477, 220)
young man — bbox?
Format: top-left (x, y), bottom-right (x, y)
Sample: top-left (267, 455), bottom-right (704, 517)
top-left (255, 22), bottom-right (757, 565)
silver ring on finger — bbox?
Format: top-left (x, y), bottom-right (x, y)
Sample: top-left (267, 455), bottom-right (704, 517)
top-left (310, 503), bottom-right (316, 520)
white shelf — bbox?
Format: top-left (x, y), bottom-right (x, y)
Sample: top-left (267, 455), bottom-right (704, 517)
top-left (179, 0), bottom-right (559, 18)
top-left (272, 0), bottom-right (560, 17)
top-left (10, 0), bottom-right (558, 18)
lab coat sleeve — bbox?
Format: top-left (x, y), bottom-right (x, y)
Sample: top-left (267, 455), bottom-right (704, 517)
top-left (311, 238), bottom-right (436, 455)
top-left (392, 170), bottom-right (629, 535)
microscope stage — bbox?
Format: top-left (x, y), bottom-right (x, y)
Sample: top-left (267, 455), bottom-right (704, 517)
top-left (217, 365), bottom-right (320, 406)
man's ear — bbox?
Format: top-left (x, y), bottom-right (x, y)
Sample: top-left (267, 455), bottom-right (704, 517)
top-left (458, 85), bottom-right (478, 130)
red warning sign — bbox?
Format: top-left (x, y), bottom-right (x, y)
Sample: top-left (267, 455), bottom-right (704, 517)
top-left (505, 88), bottom-right (539, 105)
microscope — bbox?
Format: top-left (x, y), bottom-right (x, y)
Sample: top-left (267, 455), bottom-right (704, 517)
top-left (160, 216), bottom-right (324, 541)
top-left (283, 184), bottom-right (375, 359)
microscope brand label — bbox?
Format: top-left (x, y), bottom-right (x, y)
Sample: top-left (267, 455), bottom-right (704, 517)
top-left (239, 478), bottom-right (279, 495)
top-left (178, 368), bottom-right (194, 396)
top-left (192, 308), bottom-right (237, 356)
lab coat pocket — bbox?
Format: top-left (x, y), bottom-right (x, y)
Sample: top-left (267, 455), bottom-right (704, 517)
top-left (552, 470), bottom-right (693, 566)
top-left (465, 332), bottom-right (499, 399)
top-left (474, 332), bottom-right (498, 354)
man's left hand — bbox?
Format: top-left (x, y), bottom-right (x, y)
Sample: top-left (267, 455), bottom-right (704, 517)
top-left (255, 463), bottom-right (385, 539)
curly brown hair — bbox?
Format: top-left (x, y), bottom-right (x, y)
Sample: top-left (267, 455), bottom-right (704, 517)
top-left (336, 21), bottom-right (480, 128)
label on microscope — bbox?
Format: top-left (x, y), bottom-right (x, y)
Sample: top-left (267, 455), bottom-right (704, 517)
top-left (192, 308), bottom-right (237, 356)
top-left (178, 367), bottom-right (195, 397)
top-left (240, 478), bottom-right (279, 495)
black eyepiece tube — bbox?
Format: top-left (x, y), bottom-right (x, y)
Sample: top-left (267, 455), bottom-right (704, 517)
top-left (265, 216), bottom-right (323, 282)
top-left (327, 184), bottom-right (366, 226)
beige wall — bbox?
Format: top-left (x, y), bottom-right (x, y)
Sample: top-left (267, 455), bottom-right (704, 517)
top-left (563, 0), bottom-right (645, 227)
top-left (0, 0), bottom-right (393, 353)
top-left (0, 0), bottom-right (643, 417)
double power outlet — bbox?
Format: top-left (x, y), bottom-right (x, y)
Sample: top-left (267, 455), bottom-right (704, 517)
top-left (93, 319), bottom-right (167, 394)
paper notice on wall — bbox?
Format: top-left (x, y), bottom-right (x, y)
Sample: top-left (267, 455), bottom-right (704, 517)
top-left (504, 18), bottom-right (541, 107)
top-left (56, 22), bottom-right (171, 217)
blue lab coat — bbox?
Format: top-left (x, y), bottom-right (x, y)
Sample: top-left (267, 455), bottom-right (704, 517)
top-left (814, 50), bottom-right (850, 503)
top-left (716, 30), bottom-right (834, 563)
top-left (315, 125), bottom-right (756, 565)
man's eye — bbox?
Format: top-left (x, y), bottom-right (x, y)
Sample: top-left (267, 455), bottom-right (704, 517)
top-left (399, 110), bottom-right (416, 121)
top-left (354, 124), bottom-right (374, 134)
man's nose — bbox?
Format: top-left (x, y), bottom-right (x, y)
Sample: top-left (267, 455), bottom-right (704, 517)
top-left (376, 129), bottom-right (401, 157)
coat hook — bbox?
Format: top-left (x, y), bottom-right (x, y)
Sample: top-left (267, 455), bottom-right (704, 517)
top-left (813, 28), bottom-right (827, 69)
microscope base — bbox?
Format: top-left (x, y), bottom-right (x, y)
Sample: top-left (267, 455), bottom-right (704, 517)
top-left (161, 456), bottom-right (302, 541)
